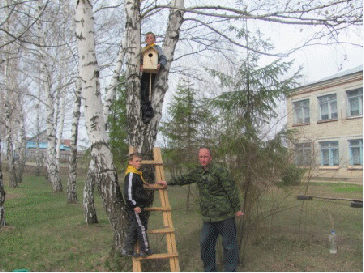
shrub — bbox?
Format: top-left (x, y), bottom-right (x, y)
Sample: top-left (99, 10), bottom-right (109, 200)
top-left (280, 164), bottom-right (305, 186)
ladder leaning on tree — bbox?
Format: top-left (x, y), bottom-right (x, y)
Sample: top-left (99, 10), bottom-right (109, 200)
top-left (128, 146), bottom-right (180, 272)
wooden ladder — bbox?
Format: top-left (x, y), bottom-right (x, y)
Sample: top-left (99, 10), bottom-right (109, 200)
top-left (129, 147), bottom-right (180, 272)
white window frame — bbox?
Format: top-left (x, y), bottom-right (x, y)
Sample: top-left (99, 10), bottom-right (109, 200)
top-left (346, 88), bottom-right (363, 117)
top-left (293, 99), bottom-right (310, 124)
top-left (349, 139), bottom-right (363, 166)
top-left (318, 94), bottom-right (338, 121)
top-left (295, 142), bottom-right (312, 166)
top-left (320, 141), bottom-right (339, 166)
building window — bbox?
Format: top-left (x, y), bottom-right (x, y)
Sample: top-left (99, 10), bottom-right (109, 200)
top-left (349, 139), bottom-right (363, 166)
top-left (320, 141), bottom-right (339, 166)
top-left (295, 142), bottom-right (312, 166)
top-left (318, 94), bottom-right (338, 121)
top-left (293, 99), bottom-right (310, 124)
top-left (347, 88), bottom-right (363, 117)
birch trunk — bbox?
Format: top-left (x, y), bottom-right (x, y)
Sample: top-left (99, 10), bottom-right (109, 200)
top-left (4, 101), bottom-right (17, 188)
top-left (45, 79), bottom-right (62, 192)
top-left (36, 0), bottom-right (62, 192)
top-left (83, 158), bottom-right (98, 223)
top-left (76, 0), bottom-right (127, 253)
top-left (124, 0), bottom-right (142, 149)
top-left (103, 40), bottom-right (126, 128)
top-left (0, 129), bottom-right (6, 227)
top-left (67, 76), bottom-right (82, 204)
top-left (126, 0), bottom-right (185, 155)
top-left (35, 101), bottom-right (42, 176)
top-left (15, 106), bottom-right (26, 184)
top-left (4, 0), bottom-right (17, 188)
top-left (56, 86), bottom-right (66, 174)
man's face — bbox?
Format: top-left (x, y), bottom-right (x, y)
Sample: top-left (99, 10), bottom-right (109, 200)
top-left (145, 34), bottom-right (155, 45)
top-left (198, 148), bottom-right (212, 168)
top-left (129, 156), bottom-right (142, 170)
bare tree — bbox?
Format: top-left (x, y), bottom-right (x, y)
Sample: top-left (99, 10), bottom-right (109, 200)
top-left (75, 0), bottom-right (127, 253)
top-left (67, 76), bottom-right (82, 204)
top-left (0, 124), bottom-right (5, 227)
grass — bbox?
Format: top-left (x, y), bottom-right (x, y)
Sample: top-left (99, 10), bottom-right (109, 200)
top-left (0, 173), bottom-right (362, 272)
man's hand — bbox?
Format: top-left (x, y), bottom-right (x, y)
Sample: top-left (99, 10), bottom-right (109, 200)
top-left (235, 211), bottom-right (244, 217)
top-left (156, 181), bottom-right (167, 188)
top-left (134, 207), bottom-right (141, 214)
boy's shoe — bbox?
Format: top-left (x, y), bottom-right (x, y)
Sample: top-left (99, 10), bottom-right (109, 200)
top-left (121, 249), bottom-right (138, 257)
top-left (139, 250), bottom-right (153, 257)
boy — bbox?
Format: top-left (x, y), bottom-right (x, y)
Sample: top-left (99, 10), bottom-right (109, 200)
top-left (140, 32), bottom-right (167, 124)
top-left (122, 153), bottom-right (153, 257)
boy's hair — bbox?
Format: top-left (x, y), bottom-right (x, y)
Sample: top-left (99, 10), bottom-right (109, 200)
top-left (145, 31), bottom-right (155, 38)
top-left (128, 153), bottom-right (142, 162)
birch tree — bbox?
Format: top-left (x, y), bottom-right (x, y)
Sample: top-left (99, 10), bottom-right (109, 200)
top-left (125, 0), bottom-right (184, 156)
top-left (67, 76), bottom-right (82, 204)
top-left (0, 126), bottom-right (5, 227)
top-left (36, 1), bottom-right (62, 192)
top-left (75, 0), bottom-right (127, 252)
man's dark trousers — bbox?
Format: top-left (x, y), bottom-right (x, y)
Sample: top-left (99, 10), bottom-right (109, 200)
top-left (200, 217), bottom-right (239, 272)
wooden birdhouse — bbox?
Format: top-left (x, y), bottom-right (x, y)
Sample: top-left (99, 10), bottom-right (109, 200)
top-left (142, 47), bottom-right (159, 73)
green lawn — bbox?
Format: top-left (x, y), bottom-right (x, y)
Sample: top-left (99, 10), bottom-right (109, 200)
top-left (0, 174), bottom-right (362, 272)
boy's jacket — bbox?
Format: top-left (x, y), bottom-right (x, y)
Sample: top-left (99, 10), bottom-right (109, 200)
top-left (124, 166), bottom-right (150, 210)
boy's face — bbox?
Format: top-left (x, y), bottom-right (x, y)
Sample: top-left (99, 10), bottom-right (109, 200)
top-left (129, 156), bottom-right (142, 170)
top-left (145, 34), bottom-right (155, 45)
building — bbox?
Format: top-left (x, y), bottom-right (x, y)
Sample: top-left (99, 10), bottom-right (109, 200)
top-left (26, 130), bottom-right (71, 163)
top-left (287, 65), bottom-right (363, 184)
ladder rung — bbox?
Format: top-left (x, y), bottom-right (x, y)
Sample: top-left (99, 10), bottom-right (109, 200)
top-left (141, 160), bottom-right (163, 165)
top-left (148, 227), bottom-right (175, 234)
top-left (134, 252), bottom-right (179, 260)
top-left (145, 207), bottom-right (171, 211)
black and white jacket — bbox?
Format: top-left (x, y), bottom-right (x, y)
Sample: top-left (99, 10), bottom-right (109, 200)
top-left (124, 172), bottom-right (150, 210)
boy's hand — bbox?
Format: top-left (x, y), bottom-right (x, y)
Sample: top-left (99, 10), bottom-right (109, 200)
top-left (134, 207), bottom-right (141, 213)
top-left (156, 181), bottom-right (167, 188)
top-left (140, 65), bottom-right (143, 72)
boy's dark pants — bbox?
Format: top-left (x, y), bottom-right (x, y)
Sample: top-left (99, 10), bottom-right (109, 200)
top-left (141, 72), bottom-right (155, 120)
top-left (124, 209), bottom-right (150, 253)
top-left (200, 217), bottom-right (239, 272)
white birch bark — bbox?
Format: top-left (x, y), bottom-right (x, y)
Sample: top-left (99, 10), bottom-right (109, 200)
top-left (45, 78), bottom-right (62, 192)
top-left (126, 0), bottom-right (185, 155)
top-left (15, 104), bottom-right (26, 184)
top-left (4, 102), bottom-right (17, 188)
top-left (125, 0), bottom-right (143, 150)
top-left (0, 126), bottom-right (6, 227)
top-left (35, 101), bottom-right (42, 176)
top-left (103, 40), bottom-right (126, 128)
top-left (67, 75), bottom-right (82, 204)
top-left (36, 0), bottom-right (62, 192)
top-left (56, 85), bottom-right (66, 173)
top-left (4, 0), bottom-right (17, 188)
top-left (76, 0), bottom-right (127, 252)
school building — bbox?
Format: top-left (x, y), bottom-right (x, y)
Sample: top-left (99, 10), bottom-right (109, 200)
top-left (287, 65), bottom-right (363, 184)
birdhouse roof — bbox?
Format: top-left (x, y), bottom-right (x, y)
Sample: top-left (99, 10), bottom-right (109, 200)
top-left (142, 46), bottom-right (158, 54)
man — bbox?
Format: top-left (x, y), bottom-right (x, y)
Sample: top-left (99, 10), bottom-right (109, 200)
top-left (158, 146), bottom-right (244, 272)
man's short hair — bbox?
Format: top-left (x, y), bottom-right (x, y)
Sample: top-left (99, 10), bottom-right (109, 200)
top-left (128, 152), bottom-right (142, 162)
top-left (199, 145), bottom-right (212, 156)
